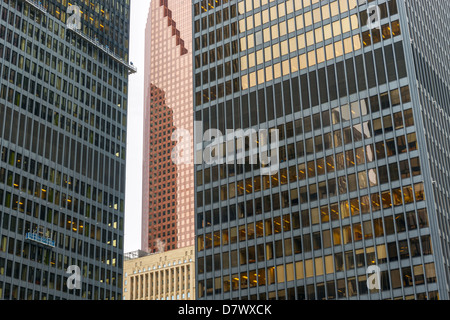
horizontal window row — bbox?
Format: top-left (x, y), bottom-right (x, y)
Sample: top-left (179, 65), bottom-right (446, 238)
top-left (198, 262), bottom-right (437, 299)
top-left (199, 235), bottom-right (432, 275)
top-left (197, 183), bottom-right (426, 233)
top-left (0, 192), bottom-right (123, 244)
top-left (195, 0), bottom-right (236, 17)
top-left (2, 0), bottom-right (130, 65)
top-left (1, 203), bottom-right (122, 248)
top-left (0, 145), bottom-right (125, 210)
top-left (198, 204), bottom-right (428, 252)
top-left (196, 87), bottom-right (411, 153)
top-left (238, 0), bottom-right (383, 19)
top-left (0, 281), bottom-right (119, 300)
top-left (196, 152), bottom-right (422, 205)
top-left (0, 60), bottom-right (127, 119)
top-left (0, 95), bottom-right (126, 162)
top-left (197, 43), bottom-right (407, 116)
top-left (196, 115), bottom-right (416, 187)
top-left (0, 223), bottom-right (122, 267)
top-left (240, 22), bottom-right (400, 91)
top-left (0, 17), bottom-right (128, 93)
top-left (237, 0), bottom-right (398, 52)
top-left (0, 257), bottom-right (121, 300)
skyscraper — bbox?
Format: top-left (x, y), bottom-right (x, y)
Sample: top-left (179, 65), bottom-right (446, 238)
top-left (194, 0), bottom-right (447, 300)
top-left (0, 0), bottom-right (134, 299)
top-left (142, 0), bottom-right (194, 253)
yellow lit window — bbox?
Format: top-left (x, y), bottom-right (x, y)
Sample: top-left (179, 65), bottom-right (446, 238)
top-left (332, 20), bottom-right (341, 36)
top-left (263, 27), bottom-right (271, 42)
top-left (288, 17), bottom-right (296, 33)
top-left (282, 59), bottom-right (290, 76)
top-left (306, 30), bottom-right (315, 46)
top-left (299, 53), bottom-right (307, 69)
top-left (351, 14), bottom-right (359, 30)
top-left (262, 9), bottom-right (270, 24)
top-left (254, 12), bottom-right (261, 28)
top-left (344, 37), bottom-right (353, 54)
top-left (239, 19), bottom-right (246, 33)
top-left (341, 17), bottom-right (351, 34)
top-left (304, 11), bottom-right (312, 27)
top-left (238, 1), bottom-right (245, 14)
top-left (290, 56), bottom-right (299, 72)
top-left (246, 16), bottom-right (253, 30)
top-left (240, 37), bottom-right (247, 51)
top-left (348, 0), bottom-right (358, 10)
top-left (276, 265), bottom-right (285, 283)
top-left (324, 24), bottom-right (332, 40)
top-left (315, 257), bottom-right (324, 276)
top-left (241, 74), bottom-right (249, 90)
top-left (286, 263), bottom-right (294, 282)
top-left (286, 0), bottom-right (294, 13)
top-left (245, 0), bottom-right (252, 12)
top-left (325, 255), bottom-right (334, 274)
top-left (253, 0), bottom-right (261, 9)
top-left (270, 6), bottom-right (278, 20)
top-left (264, 46), bottom-right (272, 62)
top-left (258, 68), bottom-right (265, 84)
top-left (280, 40), bottom-right (289, 56)
top-left (313, 7), bottom-right (321, 23)
top-left (241, 56), bottom-right (248, 70)
top-left (334, 41), bottom-right (343, 57)
top-left (278, 3), bottom-right (286, 17)
top-left (279, 21), bottom-right (287, 37)
top-left (272, 43), bottom-right (280, 58)
top-left (308, 50), bottom-right (316, 66)
top-left (315, 27), bottom-right (323, 43)
top-left (248, 52), bottom-right (256, 68)
top-left (265, 66), bottom-right (273, 81)
top-left (249, 72), bottom-right (257, 87)
top-left (339, 0), bottom-right (348, 13)
top-left (296, 14), bottom-right (304, 30)
top-left (273, 63), bottom-right (281, 78)
top-left (353, 34), bottom-right (362, 51)
top-left (330, 1), bottom-right (339, 17)
top-left (248, 34), bottom-right (255, 49)
top-left (317, 47), bottom-right (325, 64)
top-left (289, 36), bottom-right (297, 52)
top-left (305, 259), bottom-right (314, 278)
top-left (295, 261), bottom-right (304, 280)
top-left (256, 49), bottom-right (264, 65)
top-left (322, 4), bottom-right (330, 20)
top-left (271, 24), bottom-right (279, 39)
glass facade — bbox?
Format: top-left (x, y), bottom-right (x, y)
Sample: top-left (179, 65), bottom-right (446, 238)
top-left (194, 0), bottom-right (446, 300)
top-left (0, 0), bottom-right (131, 299)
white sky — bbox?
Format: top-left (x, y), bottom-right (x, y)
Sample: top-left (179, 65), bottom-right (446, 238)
top-left (124, 0), bottom-right (152, 253)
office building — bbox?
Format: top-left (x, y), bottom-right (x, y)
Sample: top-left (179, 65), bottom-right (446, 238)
top-left (123, 246), bottom-right (195, 300)
top-left (194, 0), bottom-right (447, 299)
top-left (0, 0), bottom-right (134, 299)
top-left (142, 0), bottom-right (194, 253)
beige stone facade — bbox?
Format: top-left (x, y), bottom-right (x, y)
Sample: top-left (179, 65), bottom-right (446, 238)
top-left (123, 246), bottom-right (195, 300)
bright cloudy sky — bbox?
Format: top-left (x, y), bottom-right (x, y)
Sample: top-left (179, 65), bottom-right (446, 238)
top-left (124, 0), bottom-right (152, 253)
